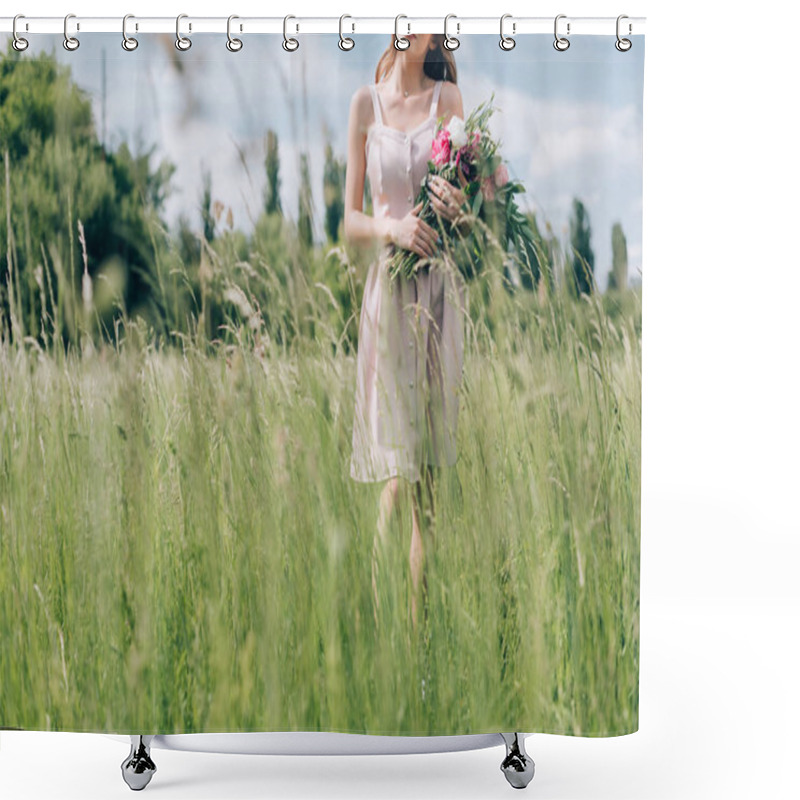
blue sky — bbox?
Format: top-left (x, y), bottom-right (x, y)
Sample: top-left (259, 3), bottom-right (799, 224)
top-left (10, 32), bottom-right (644, 288)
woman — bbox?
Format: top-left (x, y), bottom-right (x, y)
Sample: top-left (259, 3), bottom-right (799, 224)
top-left (344, 33), bottom-right (468, 634)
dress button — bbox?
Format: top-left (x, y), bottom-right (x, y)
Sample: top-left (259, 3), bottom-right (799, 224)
top-left (407, 195), bottom-right (413, 202)
top-left (409, 381), bottom-right (414, 388)
top-left (406, 165), bottom-right (411, 173)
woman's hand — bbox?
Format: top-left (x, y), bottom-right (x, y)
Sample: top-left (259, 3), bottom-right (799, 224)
top-left (389, 201), bottom-right (439, 259)
top-left (428, 175), bottom-right (468, 226)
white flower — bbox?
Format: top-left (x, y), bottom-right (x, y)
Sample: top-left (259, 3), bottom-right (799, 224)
top-left (447, 116), bottom-right (467, 149)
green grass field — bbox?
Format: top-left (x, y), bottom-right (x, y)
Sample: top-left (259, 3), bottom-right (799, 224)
top-left (0, 269), bottom-right (640, 737)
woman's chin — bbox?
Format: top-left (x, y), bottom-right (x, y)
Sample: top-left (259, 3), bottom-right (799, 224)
top-left (404, 34), bottom-right (429, 59)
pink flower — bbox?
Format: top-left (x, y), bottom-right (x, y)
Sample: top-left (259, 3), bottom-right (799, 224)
top-left (431, 129), bottom-right (451, 167)
top-left (481, 176), bottom-right (495, 202)
top-left (493, 163), bottom-right (509, 187)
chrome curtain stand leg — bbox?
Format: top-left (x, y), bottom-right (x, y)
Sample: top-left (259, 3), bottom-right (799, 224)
top-left (500, 732), bottom-right (535, 789)
top-left (121, 734), bottom-right (157, 791)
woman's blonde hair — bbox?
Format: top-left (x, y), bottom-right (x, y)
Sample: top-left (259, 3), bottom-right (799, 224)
top-left (374, 34), bottom-right (458, 85)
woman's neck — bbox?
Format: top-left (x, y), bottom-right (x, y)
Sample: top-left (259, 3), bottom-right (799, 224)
top-left (387, 61), bottom-right (430, 98)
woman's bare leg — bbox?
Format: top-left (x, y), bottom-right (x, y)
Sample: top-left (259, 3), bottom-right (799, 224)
top-left (409, 487), bottom-right (424, 632)
top-left (372, 477), bottom-right (403, 626)
top-left (410, 465), bottom-right (437, 633)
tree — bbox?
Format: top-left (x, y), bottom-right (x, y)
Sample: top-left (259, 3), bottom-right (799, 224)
top-left (0, 41), bottom-right (175, 346)
top-left (323, 141), bottom-right (345, 243)
top-left (200, 167), bottom-right (215, 243)
top-left (297, 153), bottom-right (314, 248)
top-left (568, 198), bottom-right (595, 295)
top-left (263, 129), bottom-right (282, 216)
top-left (608, 221), bottom-right (628, 291)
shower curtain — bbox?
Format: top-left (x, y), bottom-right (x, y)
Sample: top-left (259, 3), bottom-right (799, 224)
top-left (0, 26), bottom-right (644, 738)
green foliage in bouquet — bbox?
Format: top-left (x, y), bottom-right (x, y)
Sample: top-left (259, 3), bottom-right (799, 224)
top-left (387, 94), bottom-right (540, 285)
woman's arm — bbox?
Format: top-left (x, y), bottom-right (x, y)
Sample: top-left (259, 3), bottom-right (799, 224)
top-left (428, 82), bottom-right (471, 235)
top-left (440, 80), bottom-right (465, 127)
top-left (343, 87), bottom-right (393, 247)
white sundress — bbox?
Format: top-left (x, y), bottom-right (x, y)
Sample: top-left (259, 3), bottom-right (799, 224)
top-left (350, 78), bottom-right (466, 485)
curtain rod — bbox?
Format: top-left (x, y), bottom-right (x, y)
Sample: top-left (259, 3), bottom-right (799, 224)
top-left (0, 16), bottom-right (646, 36)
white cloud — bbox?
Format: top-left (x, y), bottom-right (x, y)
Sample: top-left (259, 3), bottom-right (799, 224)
top-left (461, 77), bottom-right (642, 182)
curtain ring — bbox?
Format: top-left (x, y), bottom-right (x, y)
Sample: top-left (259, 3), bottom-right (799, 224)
top-left (12, 14), bottom-right (29, 51)
top-left (339, 14), bottom-right (354, 50)
top-left (122, 14), bottom-right (138, 51)
top-left (283, 15), bottom-right (299, 51)
top-left (499, 14), bottom-right (515, 51)
top-left (226, 15), bottom-right (243, 52)
top-left (63, 14), bottom-right (80, 51)
top-left (443, 14), bottom-right (460, 51)
top-left (554, 14), bottom-right (570, 51)
top-left (176, 13), bottom-right (192, 51)
top-left (394, 15), bottom-right (410, 51)
top-left (615, 15), bottom-right (632, 51)
top-left (500, 14), bottom-right (517, 51)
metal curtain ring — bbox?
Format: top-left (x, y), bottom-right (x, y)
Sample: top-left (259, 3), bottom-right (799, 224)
top-left (554, 14), bottom-right (570, 51)
top-left (63, 14), bottom-right (80, 51)
top-left (12, 14), bottom-right (29, 51)
top-left (394, 15), bottom-right (410, 51)
top-left (616, 14), bottom-right (632, 51)
top-left (443, 14), bottom-right (460, 51)
top-left (283, 15), bottom-right (299, 51)
top-left (122, 14), bottom-right (138, 51)
top-left (226, 15), bottom-right (242, 51)
top-left (339, 14), bottom-right (354, 50)
top-left (176, 13), bottom-right (192, 51)
top-left (499, 14), bottom-right (515, 51)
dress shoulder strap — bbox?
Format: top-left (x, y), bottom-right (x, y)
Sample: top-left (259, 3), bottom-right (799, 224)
top-left (429, 80), bottom-right (443, 119)
top-left (369, 84), bottom-right (383, 127)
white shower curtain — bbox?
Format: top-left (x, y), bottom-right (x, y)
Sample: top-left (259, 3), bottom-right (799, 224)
top-left (0, 23), bottom-right (643, 739)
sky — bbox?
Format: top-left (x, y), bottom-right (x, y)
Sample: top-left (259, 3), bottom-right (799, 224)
top-left (6, 32), bottom-right (644, 289)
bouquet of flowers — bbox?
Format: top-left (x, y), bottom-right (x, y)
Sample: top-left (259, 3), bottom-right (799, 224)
top-left (387, 93), bottom-right (539, 284)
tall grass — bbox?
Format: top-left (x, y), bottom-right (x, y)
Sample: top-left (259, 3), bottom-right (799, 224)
top-left (0, 220), bottom-right (640, 736)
